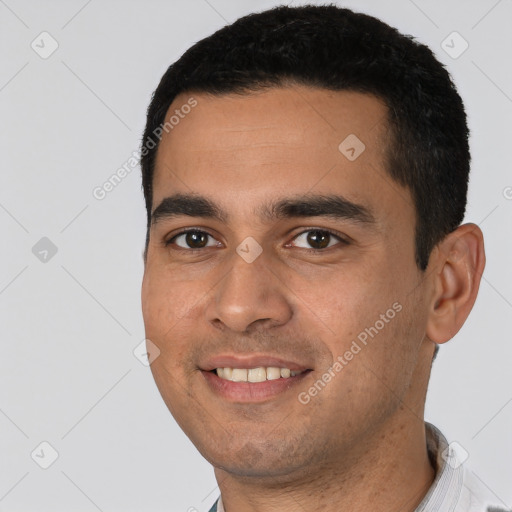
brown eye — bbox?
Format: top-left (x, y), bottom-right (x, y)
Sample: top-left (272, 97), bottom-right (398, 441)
top-left (291, 229), bottom-right (346, 250)
top-left (170, 230), bottom-right (218, 249)
top-left (307, 230), bottom-right (331, 249)
top-left (186, 232), bottom-right (208, 248)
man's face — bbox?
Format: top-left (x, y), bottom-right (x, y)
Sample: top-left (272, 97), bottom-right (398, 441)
top-left (141, 86), bottom-right (434, 480)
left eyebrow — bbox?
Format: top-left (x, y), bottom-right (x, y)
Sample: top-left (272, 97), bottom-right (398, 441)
top-left (260, 194), bottom-right (377, 227)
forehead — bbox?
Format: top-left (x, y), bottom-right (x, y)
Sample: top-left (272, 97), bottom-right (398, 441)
top-left (152, 86), bottom-right (412, 229)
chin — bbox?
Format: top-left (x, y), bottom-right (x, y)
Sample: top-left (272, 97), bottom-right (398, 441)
top-left (199, 436), bottom-right (311, 481)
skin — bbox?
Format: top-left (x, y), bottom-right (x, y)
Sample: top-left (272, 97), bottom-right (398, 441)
top-left (141, 86), bottom-right (485, 511)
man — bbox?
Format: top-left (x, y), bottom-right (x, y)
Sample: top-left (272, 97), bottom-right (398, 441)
top-left (139, 5), bottom-right (508, 511)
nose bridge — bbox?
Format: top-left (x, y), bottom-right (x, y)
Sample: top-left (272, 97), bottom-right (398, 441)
top-left (207, 249), bottom-right (292, 332)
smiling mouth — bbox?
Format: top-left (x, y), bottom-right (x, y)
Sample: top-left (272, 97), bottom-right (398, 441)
top-left (213, 367), bottom-right (309, 382)
top-left (202, 366), bottom-right (312, 402)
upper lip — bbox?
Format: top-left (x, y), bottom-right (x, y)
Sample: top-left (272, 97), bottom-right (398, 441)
top-left (200, 354), bottom-right (312, 372)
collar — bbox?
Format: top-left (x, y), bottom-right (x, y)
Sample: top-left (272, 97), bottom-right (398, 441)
top-left (415, 421), bottom-right (464, 510)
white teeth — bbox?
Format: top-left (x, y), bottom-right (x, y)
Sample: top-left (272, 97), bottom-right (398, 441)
top-left (214, 366), bottom-right (305, 382)
top-left (231, 368), bottom-right (248, 382)
top-left (266, 367), bottom-right (281, 380)
top-left (248, 367), bottom-right (267, 382)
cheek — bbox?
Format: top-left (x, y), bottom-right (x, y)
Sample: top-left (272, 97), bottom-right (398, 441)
top-left (290, 262), bottom-right (394, 342)
top-left (295, 257), bottom-right (416, 383)
top-left (142, 267), bottom-right (213, 378)
top-left (142, 266), bottom-right (204, 332)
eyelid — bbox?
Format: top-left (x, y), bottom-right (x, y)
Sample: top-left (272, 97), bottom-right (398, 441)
top-left (287, 227), bottom-right (351, 248)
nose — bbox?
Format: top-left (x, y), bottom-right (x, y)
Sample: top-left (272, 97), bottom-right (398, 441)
top-left (206, 250), bottom-right (293, 333)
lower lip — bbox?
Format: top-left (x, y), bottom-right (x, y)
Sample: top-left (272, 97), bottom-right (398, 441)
top-left (201, 370), bottom-right (311, 402)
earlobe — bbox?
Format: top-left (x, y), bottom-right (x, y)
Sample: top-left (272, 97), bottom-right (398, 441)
top-left (426, 223), bottom-right (486, 345)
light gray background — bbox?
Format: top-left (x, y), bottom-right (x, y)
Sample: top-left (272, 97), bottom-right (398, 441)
top-left (1, 0), bottom-right (511, 510)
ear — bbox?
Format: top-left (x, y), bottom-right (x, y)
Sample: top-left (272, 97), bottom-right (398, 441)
top-left (426, 223), bottom-right (486, 344)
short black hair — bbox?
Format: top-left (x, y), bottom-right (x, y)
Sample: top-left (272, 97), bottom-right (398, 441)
top-left (141, 3), bottom-right (470, 271)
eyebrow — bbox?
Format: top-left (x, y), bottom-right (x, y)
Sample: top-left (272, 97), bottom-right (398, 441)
top-left (151, 193), bottom-right (376, 227)
top-left (151, 194), bottom-right (227, 225)
top-left (261, 195), bottom-right (376, 225)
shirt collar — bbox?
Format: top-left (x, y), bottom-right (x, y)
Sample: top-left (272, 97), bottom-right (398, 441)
top-left (415, 421), bottom-right (464, 511)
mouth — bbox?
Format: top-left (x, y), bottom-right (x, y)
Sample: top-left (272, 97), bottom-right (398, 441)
top-left (200, 355), bottom-right (313, 402)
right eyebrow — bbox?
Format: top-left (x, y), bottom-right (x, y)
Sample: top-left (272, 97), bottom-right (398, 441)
top-left (151, 194), bottom-right (227, 226)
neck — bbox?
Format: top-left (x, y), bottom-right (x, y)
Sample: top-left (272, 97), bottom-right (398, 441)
top-left (214, 415), bottom-right (435, 512)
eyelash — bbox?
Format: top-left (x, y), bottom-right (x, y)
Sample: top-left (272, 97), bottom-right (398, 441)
top-left (164, 227), bottom-right (350, 252)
